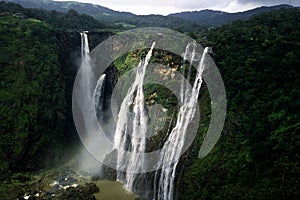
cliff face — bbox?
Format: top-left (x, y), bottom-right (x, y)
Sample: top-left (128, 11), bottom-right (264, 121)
top-left (87, 30), bottom-right (118, 107)
top-left (178, 8), bottom-right (300, 200)
top-left (88, 31), bottom-right (114, 51)
top-left (0, 16), bottom-right (68, 176)
top-left (0, 16), bottom-right (95, 178)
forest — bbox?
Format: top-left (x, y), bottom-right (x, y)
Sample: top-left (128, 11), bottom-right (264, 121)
top-left (0, 1), bottom-right (299, 199)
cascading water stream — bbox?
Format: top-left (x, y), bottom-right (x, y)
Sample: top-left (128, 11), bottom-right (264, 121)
top-left (114, 42), bottom-right (156, 192)
top-left (80, 32), bottom-right (209, 200)
top-left (80, 31), bottom-right (106, 119)
top-left (94, 74), bottom-right (106, 121)
top-left (81, 31), bottom-right (91, 64)
top-left (80, 31), bottom-right (93, 100)
top-left (77, 31), bottom-right (110, 176)
top-left (154, 44), bottom-right (210, 200)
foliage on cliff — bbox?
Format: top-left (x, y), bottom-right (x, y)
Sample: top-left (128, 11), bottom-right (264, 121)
top-left (0, 1), bottom-right (105, 30)
top-left (180, 8), bottom-right (300, 199)
top-left (0, 15), bottom-right (67, 180)
top-left (1, 1), bottom-right (202, 32)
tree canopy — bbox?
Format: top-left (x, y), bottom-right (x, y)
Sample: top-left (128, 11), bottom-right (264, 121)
top-left (180, 8), bottom-right (300, 200)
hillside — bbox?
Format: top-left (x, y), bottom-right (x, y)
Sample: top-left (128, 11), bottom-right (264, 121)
top-left (169, 4), bottom-right (294, 26)
top-left (2, 0), bottom-right (202, 31)
top-left (3, 0), bottom-right (134, 18)
top-left (0, 1), bottom-right (108, 30)
top-left (179, 8), bottom-right (300, 199)
top-left (4, 0), bottom-right (295, 29)
top-left (0, 15), bottom-right (67, 179)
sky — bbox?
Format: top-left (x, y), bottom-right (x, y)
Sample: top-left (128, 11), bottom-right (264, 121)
top-left (56, 0), bottom-right (300, 15)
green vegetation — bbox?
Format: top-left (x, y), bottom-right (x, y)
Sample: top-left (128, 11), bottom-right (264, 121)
top-left (0, 1), bottom-right (106, 30)
top-left (1, 1), bottom-right (202, 32)
top-left (179, 8), bottom-right (300, 200)
top-left (113, 48), bottom-right (184, 110)
top-left (0, 16), bottom-right (67, 180)
top-left (170, 4), bottom-right (293, 27)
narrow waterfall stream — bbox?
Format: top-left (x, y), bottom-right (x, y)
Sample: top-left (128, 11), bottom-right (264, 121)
top-left (94, 74), bottom-right (106, 122)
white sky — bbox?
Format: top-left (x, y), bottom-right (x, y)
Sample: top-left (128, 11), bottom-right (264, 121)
top-left (56, 0), bottom-right (300, 15)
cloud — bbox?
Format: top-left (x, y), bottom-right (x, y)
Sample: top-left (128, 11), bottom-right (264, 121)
top-left (85, 0), bottom-right (233, 11)
top-left (239, 0), bottom-right (291, 4)
top-left (56, 0), bottom-right (299, 15)
top-left (237, 0), bottom-right (300, 8)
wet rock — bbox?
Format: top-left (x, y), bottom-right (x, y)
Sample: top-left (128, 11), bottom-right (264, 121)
top-left (101, 150), bottom-right (117, 181)
top-left (53, 183), bottom-right (99, 200)
top-left (91, 174), bottom-right (102, 181)
top-left (17, 182), bottom-right (99, 200)
top-left (57, 176), bottom-right (77, 186)
top-left (14, 167), bottom-right (101, 200)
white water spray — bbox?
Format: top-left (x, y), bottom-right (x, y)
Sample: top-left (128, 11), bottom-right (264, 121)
top-left (154, 44), bottom-right (210, 200)
top-left (77, 31), bottom-right (107, 176)
top-left (79, 31), bottom-right (93, 99)
top-left (94, 74), bottom-right (106, 121)
top-left (114, 42), bottom-right (156, 191)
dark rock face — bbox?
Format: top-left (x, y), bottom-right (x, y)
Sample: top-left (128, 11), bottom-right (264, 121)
top-left (55, 30), bottom-right (81, 145)
top-left (0, 16), bottom-right (68, 176)
top-left (101, 150), bottom-right (118, 181)
top-left (88, 31), bottom-right (114, 51)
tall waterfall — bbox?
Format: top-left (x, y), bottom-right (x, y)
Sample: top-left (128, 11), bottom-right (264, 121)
top-left (114, 42), bottom-right (156, 191)
top-left (80, 31), bottom-right (106, 116)
top-left (80, 31), bottom-right (93, 100)
top-left (153, 44), bottom-right (210, 200)
top-left (77, 31), bottom-right (108, 176)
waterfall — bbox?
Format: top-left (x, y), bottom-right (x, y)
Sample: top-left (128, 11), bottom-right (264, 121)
top-left (77, 31), bottom-right (107, 176)
top-left (114, 42), bottom-right (156, 192)
top-left (80, 31), bottom-right (93, 100)
top-left (80, 31), bottom-right (106, 116)
top-left (153, 45), bottom-right (210, 200)
top-left (78, 32), bottom-right (210, 199)
top-left (94, 74), bottom-right (106, 122)
top-left (81, 31), bottom-right (90, 62)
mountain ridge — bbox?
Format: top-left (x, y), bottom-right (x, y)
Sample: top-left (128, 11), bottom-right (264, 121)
top-left (3, 0), bottom-right (135, 18)
top-left (2, 0), bottom-right (297, 28)
top-left (1, 0), bottom-right (202, 31)
top-left (169, 4), bottom-right (294, 26)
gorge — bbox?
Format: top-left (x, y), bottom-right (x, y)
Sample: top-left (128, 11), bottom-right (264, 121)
top-left (0, 1), bottom-right (299, 199)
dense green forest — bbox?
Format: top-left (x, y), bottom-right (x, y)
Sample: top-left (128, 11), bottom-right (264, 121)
top-left (170, 4), bottom-right (293, 26)
top-left (179, 8), bottom-right (300, 200)
top-left (0, 15), bottom-right (67, 180)
top-left (0, 0), bottom-right (299, 199)
top-left (0, 1), bottom-right (106, 30)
